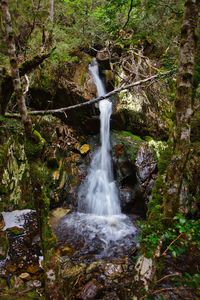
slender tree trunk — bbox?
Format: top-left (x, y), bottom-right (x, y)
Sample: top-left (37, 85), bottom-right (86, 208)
top-left (1, 2), bottom-right (63, 298)
top-left (1, 0), bottom-right (32, 135)
top-left (163, 0), bottom-right (200, 220)
top-left (49, 0), bottom-right (54, 22)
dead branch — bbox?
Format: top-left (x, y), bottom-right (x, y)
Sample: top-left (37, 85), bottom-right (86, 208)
top-left (19, 47), bottom-right (56, 76)
top-left (123, 0), bottom-right (134, 28)
top-left (156, 273), bottom-right (181, 284)
top-left (5, 70), bottom-right (173, 117)
top-left (150, 286), bottom-right (194, 296)
top-left (23, 74), bottom-right (30, 95)
top-left (161, 233), bottom-right (183, 256)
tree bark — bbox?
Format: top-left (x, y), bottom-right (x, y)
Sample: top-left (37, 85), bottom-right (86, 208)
top-left (1, 2), bottom-right (63, 299)
top-left (163, 0), bottom-right (200, 220)
top-left (49, 0), bottom-right (54, 22)
top-left (1, 0), bottom-right (32, 135)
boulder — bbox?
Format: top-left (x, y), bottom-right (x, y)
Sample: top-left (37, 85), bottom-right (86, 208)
top-left (112, 131), bottom-right (158, 216)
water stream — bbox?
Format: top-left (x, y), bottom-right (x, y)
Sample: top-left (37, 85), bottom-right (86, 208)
top-left (78, 59), bottom-right (121, 216)
top-left (57, 59), bottom-right (137, 258)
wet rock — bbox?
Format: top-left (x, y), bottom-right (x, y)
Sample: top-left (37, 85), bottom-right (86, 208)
top-left (50, 207), bottom-right (70, 219)
top-left (59, 245), bottom-right (74, 256)
top-left (135, 144), bottom-right (157, 183)
top-left (120, 188), bottom-right (135, 210)
top-left (104, 263), bottom-right (123, 278)
top-left (96, 49), bottom-right (110, 69)
top-left (50, 207), bottom-right (70, 229)
top-left (112, 131), bottom-right (157, 215)
top-left (79, 279), bottom-right (102, 300)
top-left (102, 291), bottom-right (120, 300)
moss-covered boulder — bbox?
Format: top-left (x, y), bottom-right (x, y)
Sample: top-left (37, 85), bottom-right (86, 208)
top-left (111, 131), bottom-right (159, 216)
top-left (0, 118), bottom-right (31, 211)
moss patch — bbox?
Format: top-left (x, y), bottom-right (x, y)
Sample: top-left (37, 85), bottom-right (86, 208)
top-left (25, 129), bottom-right (45, 160)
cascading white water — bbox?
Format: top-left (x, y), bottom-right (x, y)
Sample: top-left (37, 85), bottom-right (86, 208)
top-left (78, 59), bottom-right (121, 216)
top-left (59, 59), bottom-right (137, 258)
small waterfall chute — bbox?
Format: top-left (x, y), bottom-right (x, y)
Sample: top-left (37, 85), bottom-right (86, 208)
top-left (59, 59), bottom-right (137, 258)
top-left (78, 58), bottom-right (120, 216)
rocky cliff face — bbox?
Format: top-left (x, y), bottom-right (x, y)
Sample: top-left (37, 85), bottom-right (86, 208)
top-left (23, 48), bottom-right (173, 139)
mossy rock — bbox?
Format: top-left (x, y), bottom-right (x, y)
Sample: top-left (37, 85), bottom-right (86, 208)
top-left (112, 130), bottom-right (144, 162)
top-left (24, 129), bottom-right (45, 160)
top-left (119, 131), bottom-right (143, 141)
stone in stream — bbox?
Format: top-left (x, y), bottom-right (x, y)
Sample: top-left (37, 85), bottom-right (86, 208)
top-left (104, 263), bottom-right (123, 278)
top-left (79, 279), bottom-right (102, 300)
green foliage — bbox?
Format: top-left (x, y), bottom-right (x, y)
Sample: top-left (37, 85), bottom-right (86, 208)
top-left (137, 0), bottom-right (184, 51)
top-left (0, 0), bottom-right (185, 72)
top-left (0, 117), bottom-right (23, 134)
top-left (157, 142), bottom-right (173, 174)
top-left (178, 273), bottom-right (200, 289)
top-left (139, 213), bottom-right (200, 258)
top-left (120, 130), bottom-right (143, 141)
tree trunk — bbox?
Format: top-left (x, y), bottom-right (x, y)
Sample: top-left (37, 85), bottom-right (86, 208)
top-left (1, 1), bottom-right (63, 298)
top-left (163, 0), bottom-right (200, 220)
top-left (49, 0), bottom-right (54, 22)
top-left (0, 0), bottom-right (32, 135)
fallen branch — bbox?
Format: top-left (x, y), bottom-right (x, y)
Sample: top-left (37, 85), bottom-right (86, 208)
top-left (5, 70), bottom-right (173, 117)
top-left (156, 273), bottom-right (181, 284)
top-left (150, 286), bottom-right (194, 296)
top-left (161, 233), bottom-right (183, 257)
top-left (19, 47), bottom-right (56, 76)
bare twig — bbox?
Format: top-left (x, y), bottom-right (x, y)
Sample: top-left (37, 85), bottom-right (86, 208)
top-left (23, 74), bottom-right (30, 95)
top-left (123, 0), bottom-right (134, 28)
top-left (156, 273), bottom-right (181, 284)
top-left (150, 286), bottom-right (193, 296)
top-left (161, 233), bottom-right (183, 256)
top-left (5, 70), bottom-right (173, 117)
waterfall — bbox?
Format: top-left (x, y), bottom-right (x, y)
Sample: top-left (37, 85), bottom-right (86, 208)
top-left (60, 59), bottom-right (137, 258)
top-left (78, 59), bottom-right (121, 216)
